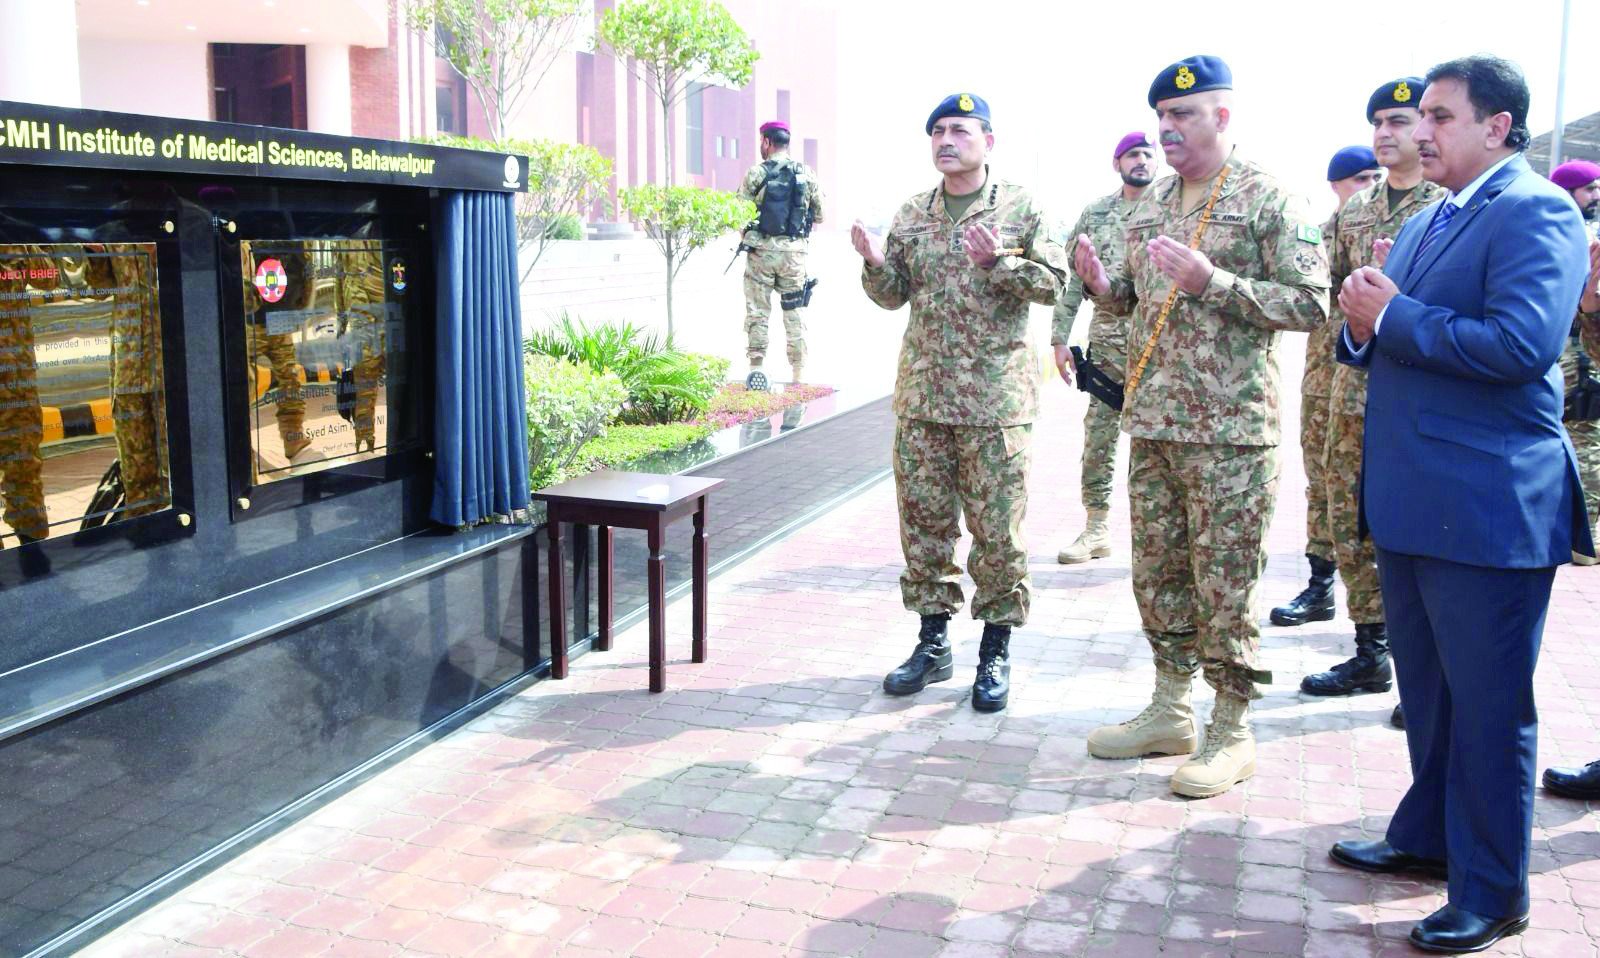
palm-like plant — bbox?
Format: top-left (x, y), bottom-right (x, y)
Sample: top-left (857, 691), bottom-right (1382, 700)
top-left (523, 314), bottom-right (723, 424)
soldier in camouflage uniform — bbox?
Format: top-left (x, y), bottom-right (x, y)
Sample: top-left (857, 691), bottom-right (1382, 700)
top-left (82, 237), bottom-right (171, 520)
top-left (335, 244), bottom-right (388, 453)
top-left (1551, 161), bottom-right (1600, 566)
top-left (1052, 132), bottom-right (1156, 565)
top-left (0, 247), bottom-right (55, 543)
top-left (244, 246), bottom-right (313, 468)
top-left (1074, 57), bottom-right (1330, 797)
top-left (1271, 145), bottom-right (1382, 627)
top-left (852, 92), bottom-right (1067, 713)
top-left (1301, 80), bottom-right (1444, 703)
top-left (739, 121), bottom-right (824, 386)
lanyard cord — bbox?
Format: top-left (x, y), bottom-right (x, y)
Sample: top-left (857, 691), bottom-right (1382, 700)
top-left (1123, 164), bottom-right (1232, 398)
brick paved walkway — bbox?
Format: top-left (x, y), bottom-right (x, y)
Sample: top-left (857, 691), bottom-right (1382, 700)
top-left (81, 381), bottom-right (1600, 958)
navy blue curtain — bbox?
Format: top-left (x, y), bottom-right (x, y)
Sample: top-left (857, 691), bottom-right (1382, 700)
top-left (430, 190), bottom-right (531, 527)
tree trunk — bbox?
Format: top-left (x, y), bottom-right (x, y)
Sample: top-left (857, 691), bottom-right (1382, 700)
top-left (664, 252), bottom-right (675, 340)
top-left (660, 97), bottom-right (673, 186)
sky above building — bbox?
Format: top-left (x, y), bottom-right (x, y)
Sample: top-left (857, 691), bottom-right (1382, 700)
top-left (821, 0), bottom-right (1600, 230)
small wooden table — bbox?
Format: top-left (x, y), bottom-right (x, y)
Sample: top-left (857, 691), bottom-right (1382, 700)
top-left (533, 471), bottom-right (725, 692)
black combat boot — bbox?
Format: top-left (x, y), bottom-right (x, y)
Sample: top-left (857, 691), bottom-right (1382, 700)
top-left (971, 624), bottom-right (1011, 713)
top-left (1300, 623), bottom-right (1393, 695)
top-left (883, 614), bottom-right (953, 695)
top-left (1270, 554), bottom-right (1337, 626)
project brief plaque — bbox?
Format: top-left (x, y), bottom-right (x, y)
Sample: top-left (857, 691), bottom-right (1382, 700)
top-left (0, 243), bottom-right (171, 547)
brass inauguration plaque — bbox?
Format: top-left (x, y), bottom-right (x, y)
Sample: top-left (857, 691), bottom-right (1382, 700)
top-left (0, 243), bottom-right (171, 547)
top-left (240, 239), bottom-right (405, 484)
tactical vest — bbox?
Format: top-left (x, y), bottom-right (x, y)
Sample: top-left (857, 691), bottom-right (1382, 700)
top-left (756, 160), bottom-right (811, 239)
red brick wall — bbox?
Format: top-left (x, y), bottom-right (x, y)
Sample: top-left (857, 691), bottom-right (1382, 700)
top-left (349, 1), bottom-right (399, 139)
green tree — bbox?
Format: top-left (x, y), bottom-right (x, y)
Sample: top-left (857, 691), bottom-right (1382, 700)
top-left (404, 0), bottom-right (587, 142)
top-left (619, 185), bottom-right (754, 338)
top-left (427, 134), bottom-right (612, 278)
top-left (597, 0), bottom-right (759, 185)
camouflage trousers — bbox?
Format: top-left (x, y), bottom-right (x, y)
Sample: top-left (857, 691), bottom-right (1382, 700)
top-left (1300, 391), bottom-right (1334, 562)
top-left (1129, 438), bottom-right (1278, 699)
top-left (894, 417), bottom-right (1032, 627)
top-left (0, 320), bottom-right (45, 539)
top-left (1079, 348), bottom-right (1125, 513)
top-left (247, 322), bottom-right (305, 444)
top-left (744, 248), bottom-right (806, 366)
top-left (1325, 408), bottom-right (1383, 623)
top-left (1561, 343), bottom-right (1600, 526)
top-left (113, 392), bottom-right (170, 520)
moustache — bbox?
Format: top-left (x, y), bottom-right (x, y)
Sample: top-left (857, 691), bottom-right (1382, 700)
top-left (1159, 133), bottom-right (1184, 146)
top-left (937, 149), bottom-right (959, 157)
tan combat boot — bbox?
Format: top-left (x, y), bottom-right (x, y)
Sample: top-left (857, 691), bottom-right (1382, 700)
top-left (1170, 693), bottom-right (1256, 798)
top-left (1057, 510), bottom-right (1112, 564)
top-left (1087, 670), bottom-right (1198, 759)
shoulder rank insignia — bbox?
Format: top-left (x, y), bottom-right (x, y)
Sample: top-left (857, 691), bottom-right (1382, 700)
top-left (1175, 67), bottom-right (1196, 90)
top-left (1297, 224), bottom-right (1323, 244)
top-left (1394, 81), bottom-right (1412, 103)
top-left (958, 93), bottom-right (975, 111)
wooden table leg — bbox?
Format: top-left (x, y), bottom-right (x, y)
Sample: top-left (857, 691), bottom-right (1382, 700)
top-left (692, 495), bottom-right (708, 664)
top-left (548, 514), bottom-right (567, 679)
top-left (647, 519), bottom-right (666, 693)
top-left (598, 525), bottom-right (614, 651)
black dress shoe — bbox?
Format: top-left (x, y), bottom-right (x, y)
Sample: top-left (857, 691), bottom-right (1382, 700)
top-left (1391, 703), bottom-right (1405, 729)
top-left (1543, 760), bottom-right (1600, 799)
top-left (883, 614), bottom-right (953, 696)
top-left (1328, 839), bottom-right (1447, 880)
top-left (1409, 903), bottom-right (1527, 954)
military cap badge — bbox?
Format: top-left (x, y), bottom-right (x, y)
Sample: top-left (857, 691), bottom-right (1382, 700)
top-left (1148, 56), bottom-right (1233, 108)
top-left (1394, 81), bottom-right (1412, 103)
top-left (1366, 77), bottom-right (1426, 121)
top-left (925, 92), bottom-right (992, 135)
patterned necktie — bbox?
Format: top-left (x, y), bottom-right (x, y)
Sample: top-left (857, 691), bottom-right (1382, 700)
top-left (1416, 201), bottom-right (1459, 259)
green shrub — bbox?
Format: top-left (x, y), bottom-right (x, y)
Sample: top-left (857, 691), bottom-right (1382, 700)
top-left (524, 354), bottom-right (628, 490)
top-left (570, 422), bottom-right (713, 474)
top-left (545, 213), bottom-right (584, 241)
top-left (523, 314), bottom-right (724, 425)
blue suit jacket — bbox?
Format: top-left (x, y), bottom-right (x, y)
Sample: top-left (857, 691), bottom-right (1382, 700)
top-left (1338, 155), bottom-right (1594, 568)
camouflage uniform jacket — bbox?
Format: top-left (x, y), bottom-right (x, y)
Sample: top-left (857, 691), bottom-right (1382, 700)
top-left (739, 155), bottom-right (825, 252)
top-left (1327, 177), bottom-right (1446, 416)
top-left (1299, 214), bottom-right (1340, 400)
top-left (1093, 152), bottom-right (1331, 445)
top-left (862, 173), bottom-right (1068, 426)
top-left (1052, 189), bottom-right (1136, 359)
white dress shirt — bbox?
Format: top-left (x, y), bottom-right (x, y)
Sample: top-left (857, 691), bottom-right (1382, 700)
top-left (1342, 152), bottom-right (1520, 356)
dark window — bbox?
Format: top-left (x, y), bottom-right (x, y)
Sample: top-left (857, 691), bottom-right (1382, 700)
top-left (208, 43), bottom-right (307, 129)
top-left (777, 89), bottom-right (791, 124)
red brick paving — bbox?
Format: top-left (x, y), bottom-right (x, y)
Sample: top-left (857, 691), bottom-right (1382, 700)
top-left (79, 373), bottom-right (1600, 957)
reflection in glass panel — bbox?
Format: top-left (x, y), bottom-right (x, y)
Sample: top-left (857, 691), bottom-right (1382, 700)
top-left (0, 244), bottom-right (170, 549)
top-left (241, 240), bottom-right (405, 484)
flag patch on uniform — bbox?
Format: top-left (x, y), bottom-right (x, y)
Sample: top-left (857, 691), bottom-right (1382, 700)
top-left (1296, 224), bottom-right (1323, 244)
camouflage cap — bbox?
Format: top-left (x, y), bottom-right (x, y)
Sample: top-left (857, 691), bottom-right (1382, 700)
top-left (1148, 56), bottom-right (1232, 108)
top-left (1367, 77), bottom-right (1425, 121)
top-left (926, 93), bottom-right (991, 135)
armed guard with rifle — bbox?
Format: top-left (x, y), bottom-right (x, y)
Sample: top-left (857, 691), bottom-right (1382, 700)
top-left (735, 120), bottom-right (824, 390)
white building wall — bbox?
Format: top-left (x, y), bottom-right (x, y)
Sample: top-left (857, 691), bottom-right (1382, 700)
top-left (306, 44), bottom-right (353, 135)
top-left (78, 38), bottom-right (210, 120)
top-left (0, 0), bottom-right (82, 107)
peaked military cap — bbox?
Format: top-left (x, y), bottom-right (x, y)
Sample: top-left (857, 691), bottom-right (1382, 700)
top-left (1148, 56), bottom-right (1232, 108)
top-left (1367, 77), bottom-right (1425, 121)
top-left (926, 92), bottom-right (991, 135)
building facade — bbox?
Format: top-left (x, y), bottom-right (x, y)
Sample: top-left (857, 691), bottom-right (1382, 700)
top-left (0, 0), bottom-right (836, 221)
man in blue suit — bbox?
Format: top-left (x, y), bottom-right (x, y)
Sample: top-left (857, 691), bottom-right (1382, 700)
top-left (1327, 56), bottom-right (1594, 954)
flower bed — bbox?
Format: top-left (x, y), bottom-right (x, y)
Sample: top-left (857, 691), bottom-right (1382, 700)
top-left (696, 383), bottom-right (836, 431)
